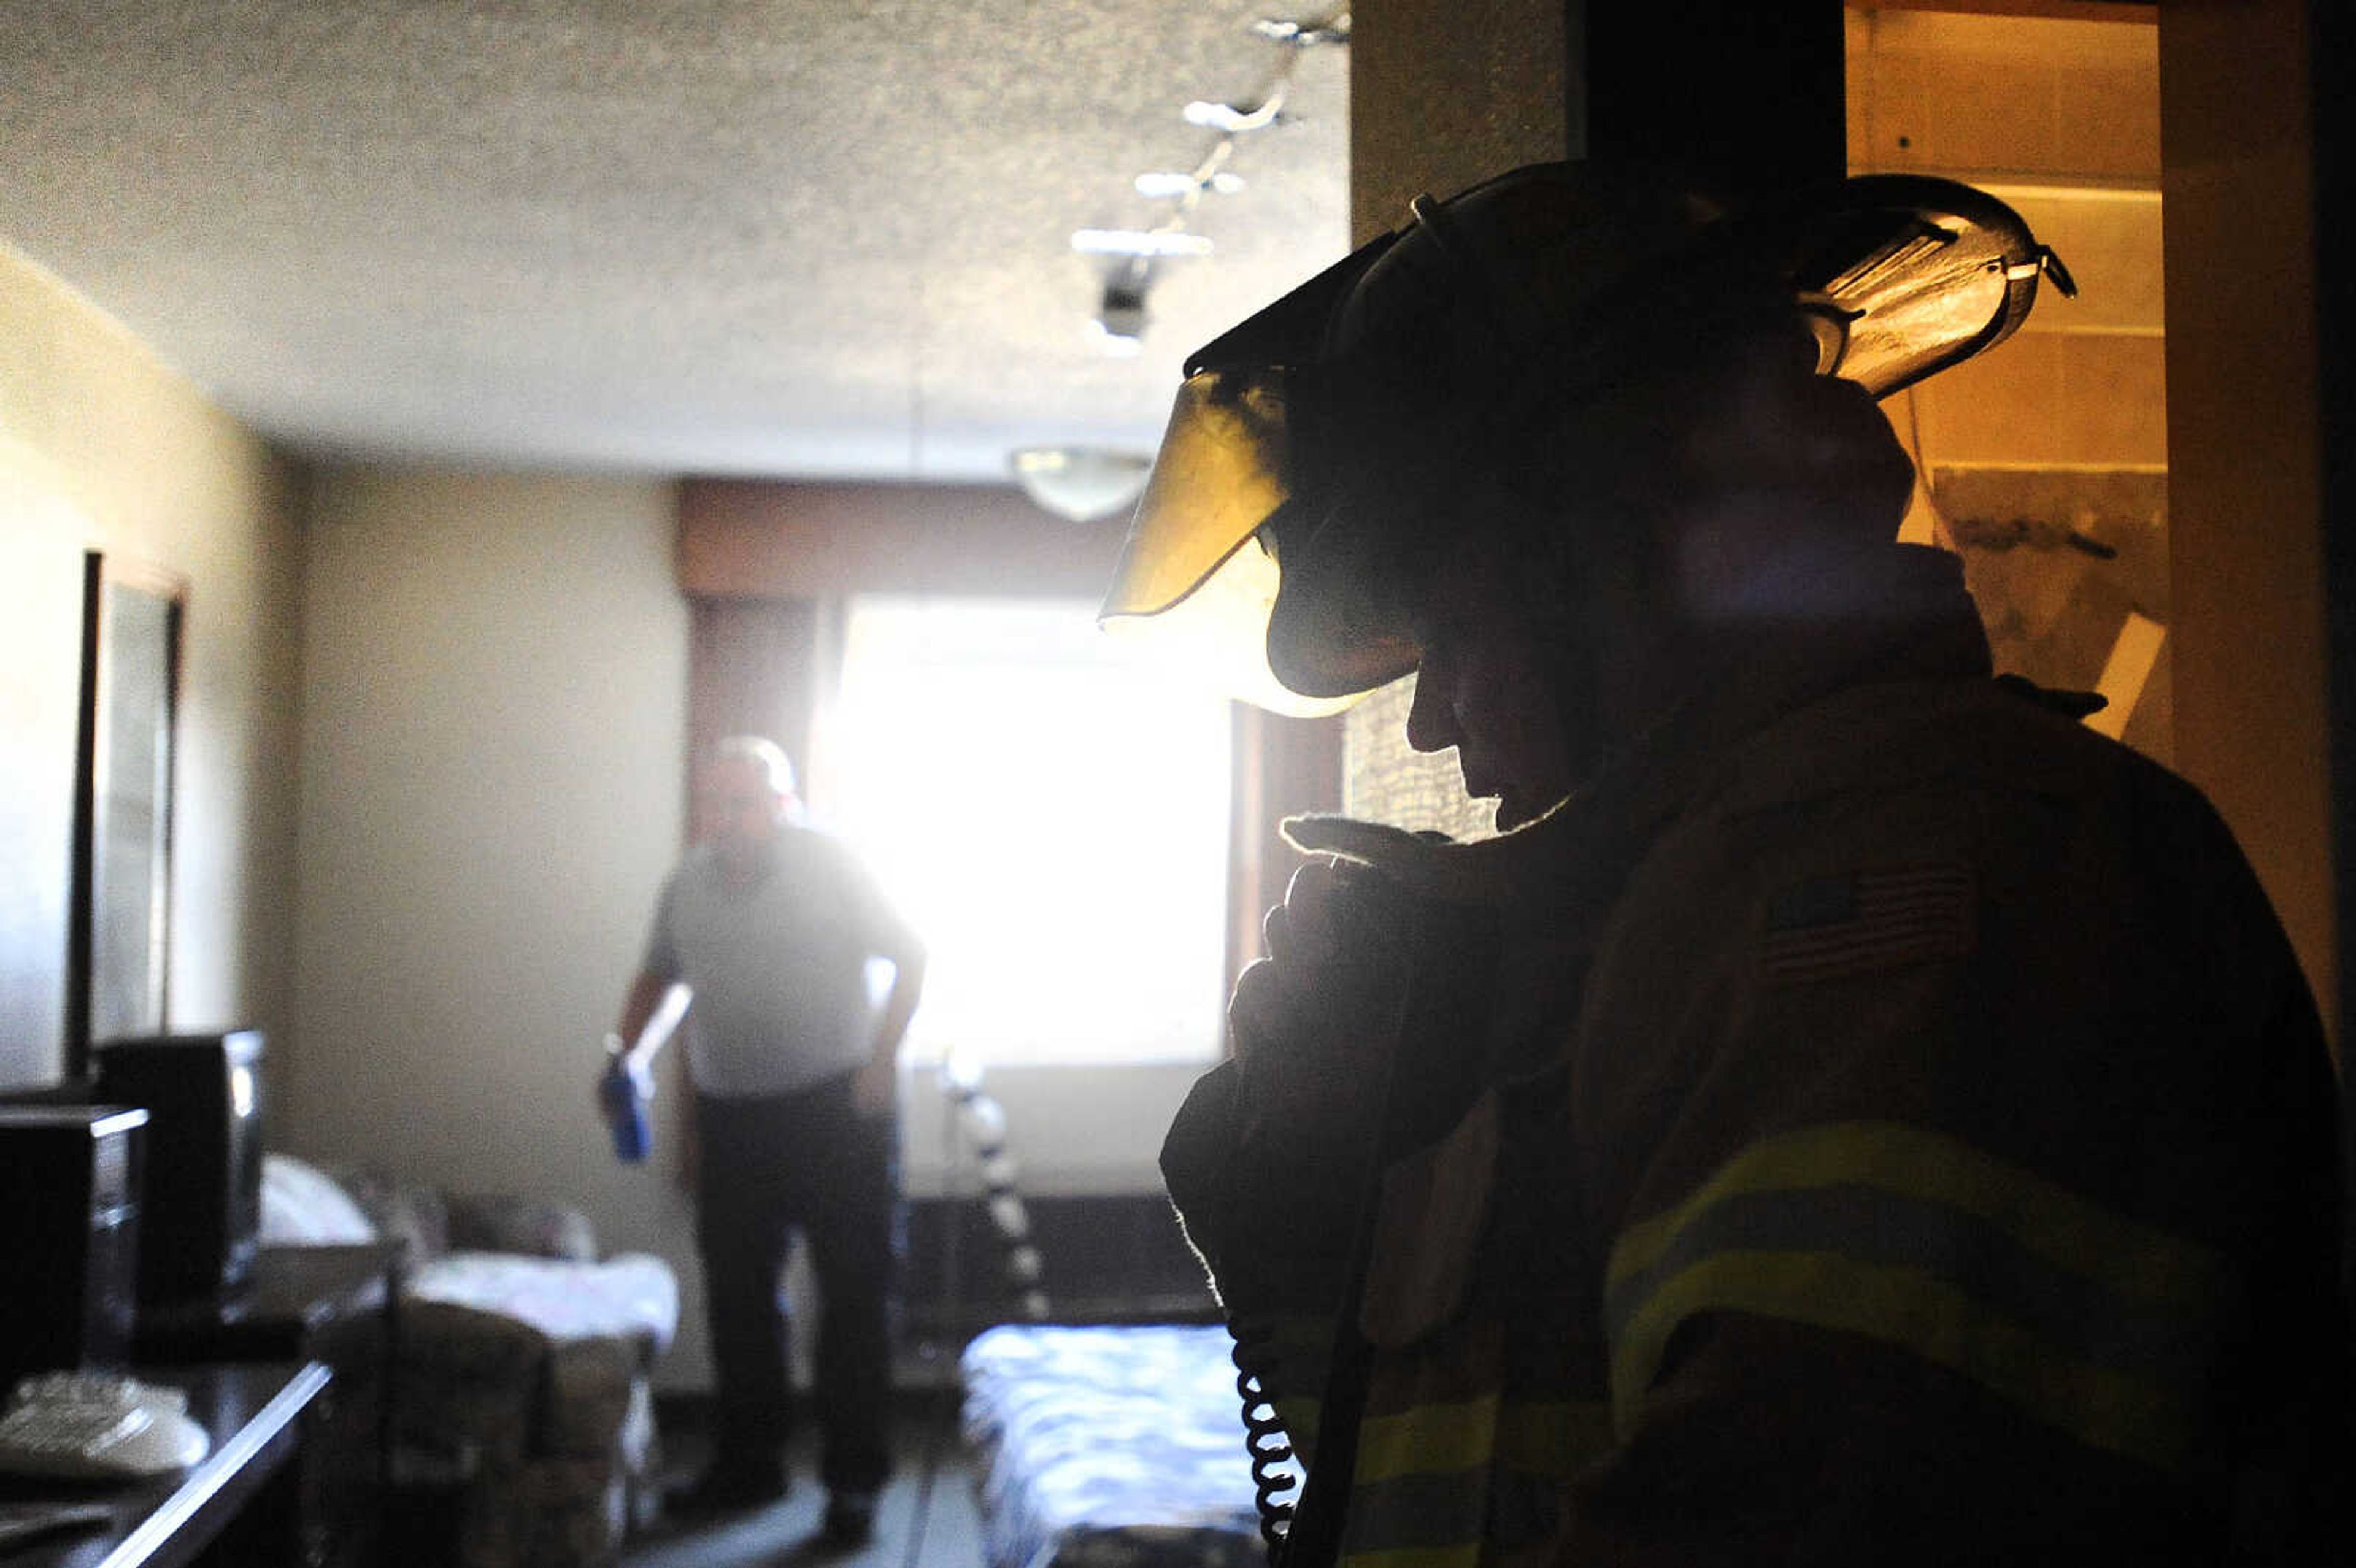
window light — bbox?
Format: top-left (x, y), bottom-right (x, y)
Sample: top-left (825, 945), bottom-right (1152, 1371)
top-left (823, 598), bottom-right (1232, 1069)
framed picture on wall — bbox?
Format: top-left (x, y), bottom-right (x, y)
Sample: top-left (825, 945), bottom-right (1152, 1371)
top-left (67, 551), bottom-right (185, 1074)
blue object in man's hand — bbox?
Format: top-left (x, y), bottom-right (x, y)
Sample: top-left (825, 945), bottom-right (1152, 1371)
top-left (601, 1037), bottom-right (653, 1164)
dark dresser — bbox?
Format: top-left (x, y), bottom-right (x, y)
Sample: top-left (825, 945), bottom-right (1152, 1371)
top-left (131, 1247), bottom-right (396, 1568)
top-left (0, 1361), bottom-right (328, 1567)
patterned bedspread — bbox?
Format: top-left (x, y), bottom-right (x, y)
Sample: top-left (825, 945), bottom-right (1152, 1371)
top-left (960, 1323), bottom-right (1293, 1568)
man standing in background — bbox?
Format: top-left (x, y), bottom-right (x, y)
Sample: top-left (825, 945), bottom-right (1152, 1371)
top-left (610, 734), bottom-right (925, 1544)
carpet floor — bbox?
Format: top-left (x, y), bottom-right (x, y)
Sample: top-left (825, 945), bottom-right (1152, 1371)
top-left (621, 1390), bottom-right (983, 1568)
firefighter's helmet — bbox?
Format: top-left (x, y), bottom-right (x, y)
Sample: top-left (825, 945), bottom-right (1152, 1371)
top-left (1097, 161), bottom-right (2069, 713)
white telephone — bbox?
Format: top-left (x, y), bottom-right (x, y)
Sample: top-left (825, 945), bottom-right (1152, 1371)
top-left (0, 1372), bottom-right (210, 1480)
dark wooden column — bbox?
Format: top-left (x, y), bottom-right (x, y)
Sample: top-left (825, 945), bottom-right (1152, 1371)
top-left (1351, 2), bottom-right (1844, 242)
top-left (1571, 2), bottom-right (1847, 194)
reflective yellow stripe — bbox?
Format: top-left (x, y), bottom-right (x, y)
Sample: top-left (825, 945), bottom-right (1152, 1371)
top-left (1607, 1122), bottom-right (2222, 1307)
top-left (1495, 1400), bottom-right (1615, 1476)
top-left (1604, 1122), bottom-right (2226, 1471)
top-left (1339, 1545), bottom-right (1484, 1568)
top-left (1353, 1395), bottom-right (1498, 1485)
top-left (1338, 1401), bottom-right (1613, 1564)
top-left (1611, 1249), bottom-right (2193, 1470)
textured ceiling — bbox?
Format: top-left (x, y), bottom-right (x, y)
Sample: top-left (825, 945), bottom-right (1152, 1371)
top-left (0, 2), bottom-right (1350, 480)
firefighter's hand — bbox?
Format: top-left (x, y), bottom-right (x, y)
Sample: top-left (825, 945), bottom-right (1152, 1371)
top-left (1226, 857), bottom-right (1409, 1153)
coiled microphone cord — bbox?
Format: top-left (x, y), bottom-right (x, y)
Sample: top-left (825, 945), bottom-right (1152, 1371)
top-left (1231, 1326), bottom-right (1299, 1554)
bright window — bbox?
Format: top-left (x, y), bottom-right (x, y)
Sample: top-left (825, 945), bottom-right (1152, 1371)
top-left (822, 597), bottom-right (1232, 1067)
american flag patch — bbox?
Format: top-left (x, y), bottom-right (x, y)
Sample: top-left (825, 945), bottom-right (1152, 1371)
top-left (1757, 863), bottom-right (1976, 985)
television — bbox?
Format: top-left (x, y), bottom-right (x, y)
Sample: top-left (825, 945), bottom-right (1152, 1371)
top-left (92, 1029), bottom-right (265, 1304)
top-left (0, 1105), bottom-right (145, 1386)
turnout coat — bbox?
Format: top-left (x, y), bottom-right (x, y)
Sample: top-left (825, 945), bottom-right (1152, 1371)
top-left (1163, 552), bottom-right (2347, 1566)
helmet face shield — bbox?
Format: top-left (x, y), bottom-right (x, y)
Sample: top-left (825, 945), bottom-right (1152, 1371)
top-left (1096, 237), bottom-right (1399, 717)
top-left (1098, 369), bottom-right (1290, 625)
top-left (1096, 368), bottom-right (1360, 717)
top-left (1098, 163), bottom-right (2066, 713)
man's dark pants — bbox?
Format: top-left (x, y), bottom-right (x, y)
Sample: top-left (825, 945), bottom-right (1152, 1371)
top-left (695, 1072), bottom-right (900, 1494)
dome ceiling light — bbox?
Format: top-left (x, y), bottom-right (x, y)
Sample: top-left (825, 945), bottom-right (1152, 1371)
top-left (1011, 447), bottom-right (1155, 524)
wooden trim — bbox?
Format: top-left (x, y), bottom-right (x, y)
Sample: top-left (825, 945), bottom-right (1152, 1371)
top-left (683, 596), bottom-right (824, 844)
top-left (677, 478), bottom-right (1126, 601)
top-left (2159, 0), bottom-right (2335, 1025)
top-left (2327, 0), bottom-right (2356, 1064)
top-left (1847, 1), bottom-right (2154, 22)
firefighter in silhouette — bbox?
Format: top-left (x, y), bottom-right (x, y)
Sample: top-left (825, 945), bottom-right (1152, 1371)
top-left (1105, 163), bottom-right (2348, 1564)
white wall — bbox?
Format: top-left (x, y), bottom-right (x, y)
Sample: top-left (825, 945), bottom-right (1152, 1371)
top-left (287, 469), bottom-right (707, 1374)
top-left (0, 241), bottom-right (306, 1083)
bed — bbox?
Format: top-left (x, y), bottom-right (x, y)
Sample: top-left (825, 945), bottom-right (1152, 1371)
top-left (960, 1322), bottom-right (1293, 1568)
